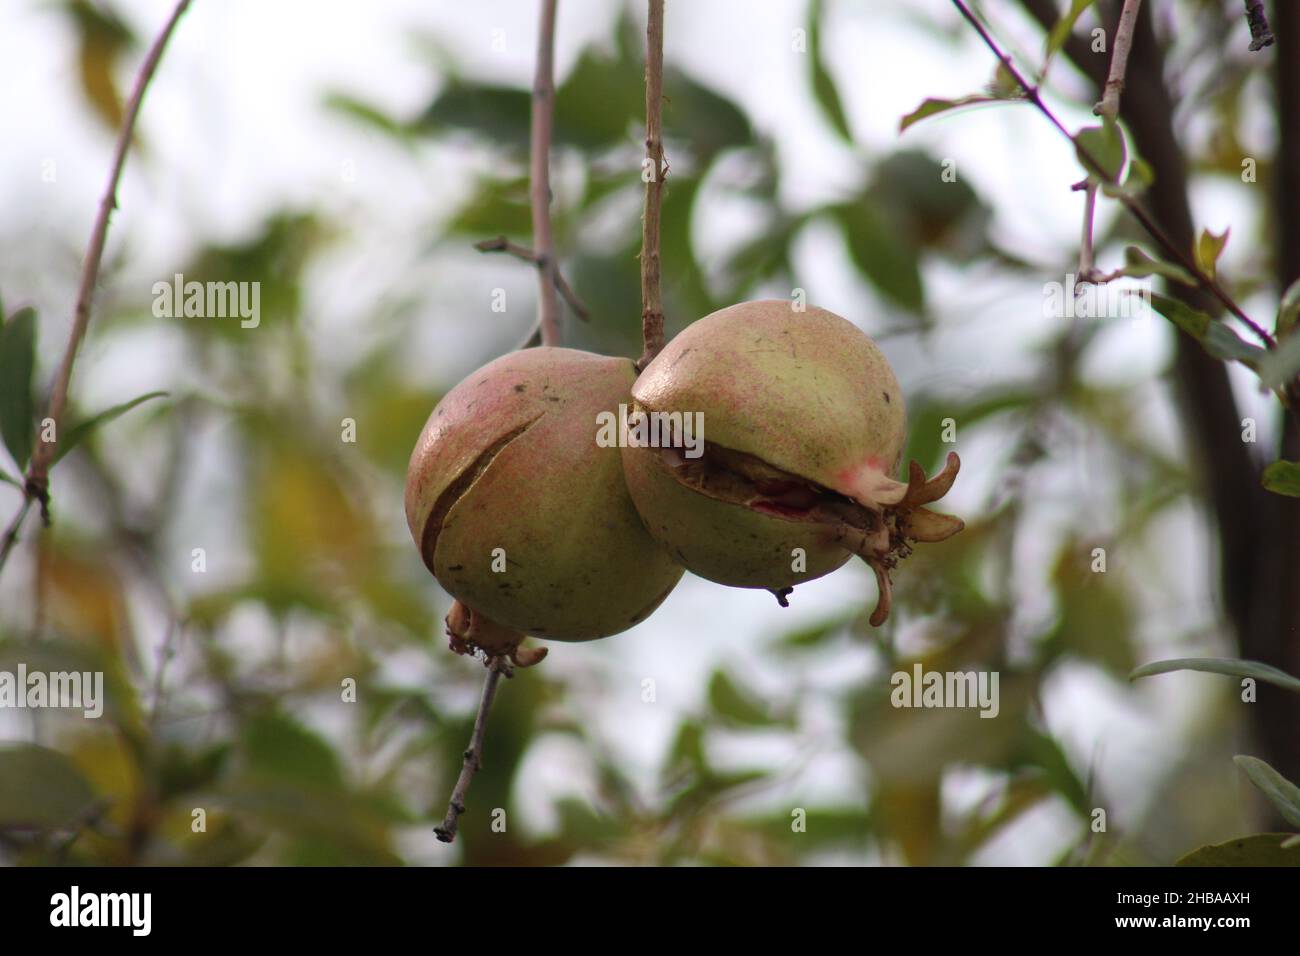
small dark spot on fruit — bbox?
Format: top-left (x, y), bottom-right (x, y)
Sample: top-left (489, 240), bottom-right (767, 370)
top-left (514, 384), bottom-right (526, 393)
top-left (448, 564), bottom-right (464, 571)
top-left (883, 392), bottom-right (890, 403)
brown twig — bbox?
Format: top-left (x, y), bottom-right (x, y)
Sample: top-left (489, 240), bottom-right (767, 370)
top-left (1095, 0), bottom-right (1142, 119)
top-left (1078, 179), bottom-right (1100, 281)
top-left (474, 236), bottom-right (590, 320)
top-left (0, 0), bottom-right (195, 581)
top-left (433, 0), bottom-right (565, 847)
top-left (148, 619), bottom-right (183, 730)
top-left (434, 656), bottom-right (512, 843)
top-left (949, 0), bottom-right (1277, 353)
top-left (636, 0), bottom-right (667, 372)
top-left (529, 0), bottom-right (562, 347)
top-left (0, 496), bottom-right (34, 578)
top-left (1244, 0), bottom-right (1274, 52)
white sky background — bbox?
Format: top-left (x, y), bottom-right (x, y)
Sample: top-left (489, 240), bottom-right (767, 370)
top-left (0, 0), bottom-right (1270, 864)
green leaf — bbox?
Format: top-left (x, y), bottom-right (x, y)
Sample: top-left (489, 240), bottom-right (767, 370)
top-left (990, 62), bottom-right (1020, 98)
top-left (0, 468), bottom-right (19, 488)
top-left (1234, 756), bottom-right (1300, 829)
top-left (1262, 460), bottom-right (1300, 498)
top-left (0, 306), bottom-right (37, 472)
top-left (1047, 544), bottom-right (1135, 677)
top-left (1122, 246), bottom-right (1195, 285)
top-left (1277, 278), bottom-right (1300, 338)
top-left (1194, 227), bottom-right (1229, 281)
top-left (1044, 0), bottom-right (1095, 71)
top-left (414, 80), bottom-right (531, 150)
top-left (1203, 321), bottom-right (1268, 368)
top-left (1124, 155), bottom-right (1154, 192)
top-left (1149, 293), bottom-right (1266, 368)
top-left (1129, 657), bottom-right (1300, 694)
top-left (660, 69), bottom-right (753, 161)
top-left (899, 95), bottom-right (1003, 133)
top-left (1257, 327), bottom-right (1300, 388)
top-left (708, 670), bottom-right (779, 727)
top-left (834, 201), bottom-right (924, 312)
top-left (664, 719), bottom-right (706, 780)
top-left (241, 710), bottom-right (345, 790)
top-left (1176, 833), bottom-right (1300, 866)
top-left (54, 390), bottom-right (169, 464)
top-left (0, 743), bottom-right (102, 830)
top-left (1074, 120), bottom-right (1126, 183)
top-left (157, 742), bottom-right (232, 801)
top-left (552, 48), bottom-right (751, 160)
top-left (1148, 292), bottom-right (1209, 336)
top-left (553, 49), bottom-right (641, 150)
top-left (776, 611), bottom-right (854, 649)
top-left (808, 0), bottom-right (852, 143)
top-left (323, 92), bottom-right (408, 139)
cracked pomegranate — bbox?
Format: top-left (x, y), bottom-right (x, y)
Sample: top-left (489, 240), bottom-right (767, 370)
top-left (621, 299), bottom-right (964, 625)
top-left (406, 347), bottom-right (684, 649)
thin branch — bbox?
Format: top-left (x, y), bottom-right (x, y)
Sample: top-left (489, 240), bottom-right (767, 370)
top-left (31, 0), bottom-right (194, 488)
top-left (949, 0), bottom-right (1275, 351)
top-left (433, 0), bottom-right (563, 846)
top-left (637, 0), bottom-right (667, 372)
top-left (0, 0), bottom-right (195, 580)
top-left (474, 236), bottom-right (590, 319)
top-left (1095, 0), bottom-right (1142, 120)
top-left (529, 0), bottom-right (562, 347)
top-left (0, 496), bottom-right (34, 580)
top-left (148, 619), bottom-right (183, 730)
top-left (1078, 179), bottom-right (1099, 281)
top-left (434, 656), bottom-right (512, 843)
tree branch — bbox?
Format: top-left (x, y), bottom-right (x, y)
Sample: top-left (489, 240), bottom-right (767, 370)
top-left (530, 0), bottom-right (562, 348)
top-left (0, 496), bottom-right (34, 578)
top-left (434, 0), bottom-right (566, 846)
top-left (950, 0), bottom-right (1277, 359)
top-left (0, 0), bottom-right (194, 581)
top-left (474, 235), bottom-right (589, 320)
top-left (1078, 179), bottom-right (1100, 280)
top-left (636, 0), bottom-right (667, 372)
top-left (1095, 0), bottom-right (1141, 119)
top-left (434, 655), bottom-right (511, 843)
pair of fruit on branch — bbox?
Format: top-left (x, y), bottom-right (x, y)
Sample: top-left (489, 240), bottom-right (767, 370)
top-left (404, 298), bottom-right (965, 665)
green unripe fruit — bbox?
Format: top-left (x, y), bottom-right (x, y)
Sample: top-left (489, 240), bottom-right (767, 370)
top-left (406, 347), bottom-right (683, 644)
top-left (621, 300), bottom-right (963, 624)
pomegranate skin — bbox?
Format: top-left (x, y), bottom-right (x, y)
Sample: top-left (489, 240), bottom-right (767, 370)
top-left (405, 347), bottom-right (683, 642)
top-left (630, 300), bottom-right (908, 504)
top-left (620, 441), bottom-right (852, 589)
top-left (622, 300), bottom-right (963, 622)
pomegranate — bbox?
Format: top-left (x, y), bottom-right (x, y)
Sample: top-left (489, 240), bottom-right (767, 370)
top-left (406, 347), bottom-right (684, 654)
top-left (621, 299), bottom-right (963, 625)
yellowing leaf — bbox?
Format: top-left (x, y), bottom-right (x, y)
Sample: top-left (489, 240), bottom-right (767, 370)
top-left (1194, 227), bottom-right (1229, 281)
